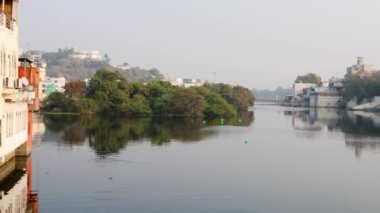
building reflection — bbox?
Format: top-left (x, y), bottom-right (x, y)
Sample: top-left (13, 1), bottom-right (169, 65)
top-left (286, 108), bottom-right (341, 131)
top-left (0, 113), bottom-right (42, 212)
top-left (287, 108), bottom-right (380, 157)
top-left (0, 157), bottom-right (38, 213)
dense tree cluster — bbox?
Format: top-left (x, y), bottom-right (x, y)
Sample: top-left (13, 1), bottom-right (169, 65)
top-left (295, 73), bottom-right (322, 86)
top-left (42, 69), bottom-right (255, 118)
top-left (343, 72), bottom-right (380, 103)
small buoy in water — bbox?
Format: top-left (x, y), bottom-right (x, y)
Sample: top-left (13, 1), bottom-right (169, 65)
top-left (108, 177), bottom-right (113, 180)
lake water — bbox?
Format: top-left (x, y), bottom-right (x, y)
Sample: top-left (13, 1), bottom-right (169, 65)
top-left (4, 106), bottom-right (380, 212)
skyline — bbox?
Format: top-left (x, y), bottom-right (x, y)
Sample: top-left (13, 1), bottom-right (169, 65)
top-left (19, 0), bottom-right (380, 89)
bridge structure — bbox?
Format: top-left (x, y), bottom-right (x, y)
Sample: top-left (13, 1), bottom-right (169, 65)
top-left (255, 98), bottom-right (285, 105)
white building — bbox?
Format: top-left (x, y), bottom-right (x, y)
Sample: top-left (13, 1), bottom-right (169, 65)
top-left (309, 88), bottom-right (342, 108)
top-left (44, 77), bottom-right (65, 90)
top-left (70, 49), bottom-right (103, 61)
top-left (309, 79), bottom-right (344, 108)
top-left (41, 77), bottom-right (66, 99)
top-left (293, 83), bottom-right (317, 97)
top-left (346, 57), bottom-right (373, 78)
top-left (0, 0), bottom-right (34, 167)
top-left (163, 74), bottom-right (204, 87)
top-left (182, 78), bottom-right (203, 88)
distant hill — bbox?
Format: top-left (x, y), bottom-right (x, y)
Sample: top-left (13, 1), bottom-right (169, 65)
top-left (252, 87), bottom-right (292, 100)
top-left (23, 48), bottom-right (163, 83)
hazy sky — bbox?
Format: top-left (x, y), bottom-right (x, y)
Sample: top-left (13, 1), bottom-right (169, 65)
top-left (19, 0), bottom-right (380, 89)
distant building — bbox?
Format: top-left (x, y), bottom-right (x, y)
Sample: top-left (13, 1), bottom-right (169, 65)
top-left (288, 78), bottom-right (344, 108)
top-left (182, 78), bottom-right (203, 88)
top-left (346, 57), bottom-right (373, 78)
top-left (70, 49), bottom-right (103, 61)
top-left (293, 83), bottom-right (317, 97)
top-left (172, 78), bottom-right (184, 86)
top-left (41, 77), bottom-right (66, 99)
top-left (115, 63), bottom-right (131, 70)
top-left (309, 78), bottom-right (344, 108)
top-left (28, 55), bottom-right (47, 101)
top-left (163, 74), bottom-right (204, 87)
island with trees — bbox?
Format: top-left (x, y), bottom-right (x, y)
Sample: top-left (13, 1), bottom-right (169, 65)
top-left (42, 69), bottom-right (255, 118)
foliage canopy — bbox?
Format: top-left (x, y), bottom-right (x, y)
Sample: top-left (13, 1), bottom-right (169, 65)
top-left (42, 69), bottom-right (255, 118)
top-left (295, 73), bottom-right (322, 86)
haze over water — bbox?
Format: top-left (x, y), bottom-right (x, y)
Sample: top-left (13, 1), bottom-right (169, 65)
top-left (28, 106), bottom-right (380, 212)
top-left (20, 0), bottom-right (380, 89)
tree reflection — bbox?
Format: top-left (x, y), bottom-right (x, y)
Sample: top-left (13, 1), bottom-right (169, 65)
top-left (341, 111), bottom-right (380, 158)
top-left (43, 115), bottom-right (85, 145)
top-left (87, 117), bottom-right (132, 156)
top-left (341, 111), bottom-right (380, 136)
top-left (42, 112), bottom-right (254, 157)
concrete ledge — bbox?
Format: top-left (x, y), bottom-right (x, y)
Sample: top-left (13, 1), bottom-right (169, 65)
top-left (16, 141), bottom-right (31, 157)
top-left (0, 157), bottom-right (16, 182)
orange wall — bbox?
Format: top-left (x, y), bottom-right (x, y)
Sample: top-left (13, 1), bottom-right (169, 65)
top-left (18, 66), bottom-right (41, 111)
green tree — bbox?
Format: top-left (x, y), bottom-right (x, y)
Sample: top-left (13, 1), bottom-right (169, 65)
top-left (149, 80), bottom-right (173, 98)
top-left (206, 83), bottom-right (234, 103)
top-left (75, 98), bottom-right (99, 115)
top-left (170, 88), bottom-right (208, 117)
top-left (42, 92), bottom-right (77, 112)
top-left (131, 82), bottom-right (150, 97)
top-left (295, 73), bottom-right (322, 86)
top-left (130, 95), bottom-right (152, 116)
top-left (343, 73), bottom-right (380, 103)
top-left (196, 87), bottom-right (237, 117)
top-left (232, 86), bottom-right (255, 111)
top-left (87, 69), bottom-right (131, 115)
top-left (148, 80), bottom-right (176, 115)
top-left (203, 83), bottom-right (255, 111)
top-left (151, 93), bottom-right (173, 115)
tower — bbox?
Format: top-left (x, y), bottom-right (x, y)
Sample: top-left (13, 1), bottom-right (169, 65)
top-left (357, 56), bottom-right (364, 65)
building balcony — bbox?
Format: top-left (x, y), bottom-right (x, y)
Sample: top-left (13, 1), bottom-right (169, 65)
top-left (0, 13), bottom-right (17, 32)
top-left (1, 77), bottom-right (36, 103)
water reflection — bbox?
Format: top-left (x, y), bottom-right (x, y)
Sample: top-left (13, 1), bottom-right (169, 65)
top-left (287, 108), bottom-right (380, 157)
top-left (30, 108), bottom-right (380, 212)
top-left (40, 112), bottom-right (254, 157)
top-left (0, 157), bottom-right (38, 213)
top-left (285, 108), bottom-right (341, 132)
top-left (342, 111), bottom-right (380, 157)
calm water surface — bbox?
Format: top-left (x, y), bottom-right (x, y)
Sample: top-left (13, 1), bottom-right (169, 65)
top-left (28, 106), bottom-right (380, 212)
